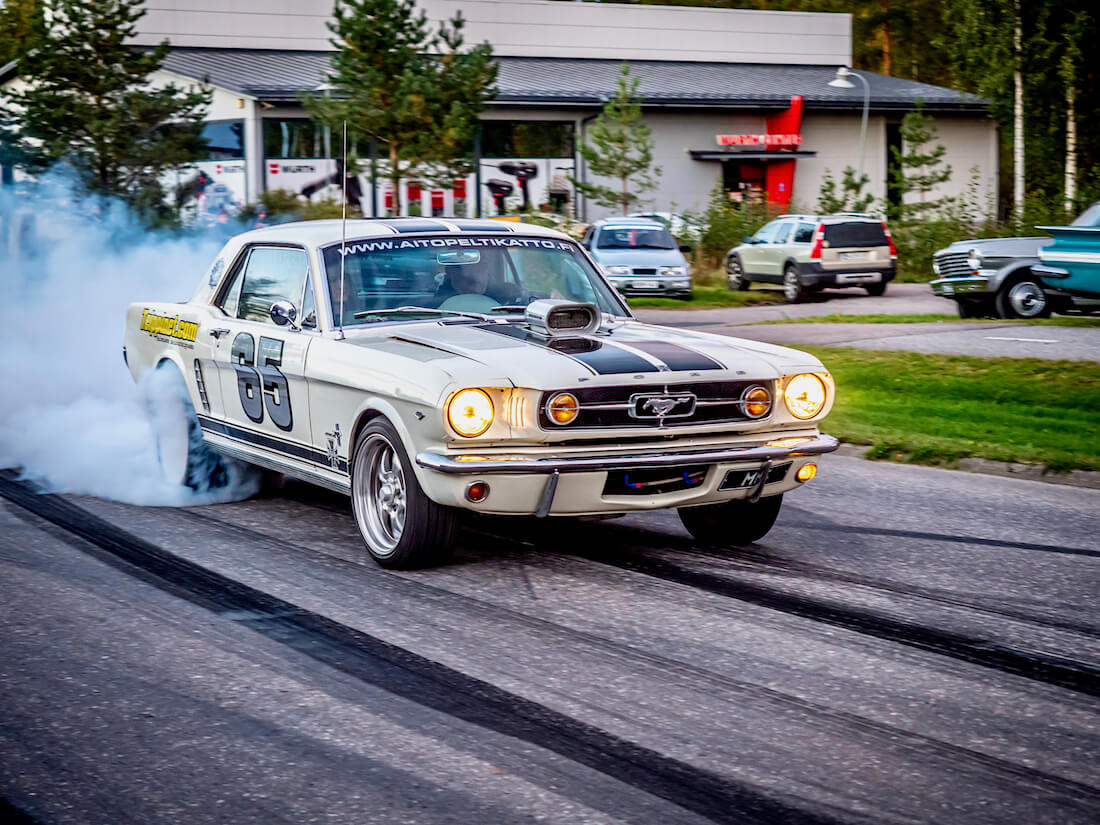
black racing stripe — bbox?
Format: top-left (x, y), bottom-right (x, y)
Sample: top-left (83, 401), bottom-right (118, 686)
top-left (448, 220), bottom-right (514, 232)
top-left (621, 340), bottom-right (725, 371)
top-left (476, 325), bottom-right (659, 375)
top-left (380, 220), bottom-right (451, 233)
top-left (198, 416), bottom-right (349, 474)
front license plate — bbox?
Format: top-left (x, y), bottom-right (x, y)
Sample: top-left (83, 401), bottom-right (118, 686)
top-left (633, 280), bottom-right (659, 289)
top-left (720, 463), bottom-right (791, 491)
top-left (841, 252), bottom-right (869, 262)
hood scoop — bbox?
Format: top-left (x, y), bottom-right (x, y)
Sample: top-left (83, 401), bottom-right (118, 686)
top-left (524, 299), bottom-right (600, 337)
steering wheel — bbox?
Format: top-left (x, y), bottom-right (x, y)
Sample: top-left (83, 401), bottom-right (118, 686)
top-left (438, 293), bottom-right (499, 313)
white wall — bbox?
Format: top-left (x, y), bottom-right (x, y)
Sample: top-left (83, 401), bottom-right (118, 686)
top-left (905, 117), bottom-right (999, 217)
top-left (135, 0), bottom-right (851, 65)
top-left (794, 114), bottom-right (888, 212)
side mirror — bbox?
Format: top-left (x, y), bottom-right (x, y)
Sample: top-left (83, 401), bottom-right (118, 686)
top-left (270, 300), bottom-right (299, 330)
top-left (678, 244), bottom-right (692, 253)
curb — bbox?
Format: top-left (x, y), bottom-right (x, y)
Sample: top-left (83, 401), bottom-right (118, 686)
top-left (832, 443), bottom-right (1100, 490)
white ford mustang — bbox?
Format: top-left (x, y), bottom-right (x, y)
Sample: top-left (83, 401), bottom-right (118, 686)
top-left (124, 218), bottom-right (838, 568)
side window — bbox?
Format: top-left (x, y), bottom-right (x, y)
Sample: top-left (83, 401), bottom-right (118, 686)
top-left (301, 275), bottom-right (317, 329)
top-left (219, 264), bottom-right (246, 318)
top-left (754, 222), bottom-right (778, 244)
top-left (235, 247), bottom-right (310, 324)
top-left (773, 222), bottom-right (793, 244)
top-left (793, 222), bottom-right (815, 243)
top-left (581, 227), bottom-right (594, 248)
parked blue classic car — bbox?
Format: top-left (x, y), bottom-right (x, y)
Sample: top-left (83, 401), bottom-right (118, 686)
top-left (1033, 202), bottom-right (1100, 300)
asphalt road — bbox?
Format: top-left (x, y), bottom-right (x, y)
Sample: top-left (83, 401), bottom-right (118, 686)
top-left (2, 458), bottom-right (1098, 825)
top-left (634, 284), bottom-right (1100, 362)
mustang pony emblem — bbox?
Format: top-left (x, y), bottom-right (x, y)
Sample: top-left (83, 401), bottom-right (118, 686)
top-left (644, 397), bottom-right (682, 417)
top-left (631, 392), bottom-right (697, 419)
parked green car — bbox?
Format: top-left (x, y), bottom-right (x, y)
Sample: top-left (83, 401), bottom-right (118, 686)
top-left (726, 213), bottom-right (897, 303)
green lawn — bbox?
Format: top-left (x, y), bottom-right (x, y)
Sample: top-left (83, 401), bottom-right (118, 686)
top-left (755, 313), bottom-right (1100, 327)
top-left (803, 347), bottom-right (1100, 472)
top-left (627, 284), bottom-right (782, 309)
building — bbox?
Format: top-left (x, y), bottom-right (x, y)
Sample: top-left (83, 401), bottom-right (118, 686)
top-left (2, 0), bottom-right (996, 221)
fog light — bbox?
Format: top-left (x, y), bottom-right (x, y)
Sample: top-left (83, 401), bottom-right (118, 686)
top-left (546, 392), bottom-right (579, 425)
top-left (465, 481), bottom-right (490, 502)
top-left (796, 464), bottom-right (818, 482)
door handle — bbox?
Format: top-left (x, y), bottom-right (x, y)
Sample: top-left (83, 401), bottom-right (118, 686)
top-left (209, 328), bottom-right (230, 339)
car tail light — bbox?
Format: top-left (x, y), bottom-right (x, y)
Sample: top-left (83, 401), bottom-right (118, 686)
top-left (809, 223), bottom-right (825, 259)
top-left (881, 221), bottom-right (897, 256)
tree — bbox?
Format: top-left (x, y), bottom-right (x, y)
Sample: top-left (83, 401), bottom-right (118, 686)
top-left (816, 166), bottom-right (876, 214)
top-left (571, 63), bottom-right (660, 215)
top-left (889, 104), bottom-right (952, 221)
top-left (0, 0), bottom-right (43, 66)
top-left (0, 0), bottom-right (210, 222)
top-left (304, 0), bottom-right (496, 216)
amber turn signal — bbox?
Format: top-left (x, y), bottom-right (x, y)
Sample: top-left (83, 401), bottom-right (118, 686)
top-left (547, 392), bottom-right (579, 425)
top-left (796, 463), bottom-right (818, 482)
top-left (741, 385), bottom-right (771, 419)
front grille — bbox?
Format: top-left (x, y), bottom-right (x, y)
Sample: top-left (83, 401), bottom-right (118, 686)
top-left (538, 381), bottom-right (771, 430)
top-left (632, 267), bottom-right (657, 275)
top-left (936, 252), bottom-right (972, 278)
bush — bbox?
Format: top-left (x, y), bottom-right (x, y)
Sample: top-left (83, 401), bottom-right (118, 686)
top-left (689, 183), bottom-right (779, 272)
top-left (237, 188), bottom-right (359, 223)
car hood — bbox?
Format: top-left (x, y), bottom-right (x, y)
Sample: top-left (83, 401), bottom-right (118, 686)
top-left (590, 248), bottom-right (686, 268)
top-left (365, 319), bottom-right (821, 390)
top-left (936, 236), bottom-right (1053, 258)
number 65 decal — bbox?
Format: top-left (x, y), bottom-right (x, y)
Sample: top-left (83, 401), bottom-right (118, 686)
top-left (231, 332), bottom-right (293, 430)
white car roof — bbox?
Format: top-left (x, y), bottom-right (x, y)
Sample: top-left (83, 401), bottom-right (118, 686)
top-left (233, 217), bottom-right (572, 249)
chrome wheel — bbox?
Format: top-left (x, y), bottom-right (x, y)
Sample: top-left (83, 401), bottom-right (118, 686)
top-left (1008, 280), bottom-right (1047, 317)
top-left (354, 433), bottom-right (407, 556)
top-left (727, 257), bottom-right (747, 289)
top-left (783, 267), bottom-right (804, 303)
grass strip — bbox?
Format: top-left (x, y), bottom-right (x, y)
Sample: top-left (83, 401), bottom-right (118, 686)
top-left (802, 347), bottom-right (1100, 473)
top-left (754, 313), bottom-right (1100, 326)
top-left (627, 284), bottom-right (781, 309)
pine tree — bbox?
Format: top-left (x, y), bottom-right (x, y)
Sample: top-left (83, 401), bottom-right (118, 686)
top-left (816, 167), bottom-right (875, 214)
top-left (304, 0), bottom-right (497, 215)
top-left (0, 0), bottom-right (43, 66)
top-left (889, 104), bottom-right (952, 221)
top-left (571, 63), bottom-right (661, 215)
top-left (0, 0), bottom-right (210, 222)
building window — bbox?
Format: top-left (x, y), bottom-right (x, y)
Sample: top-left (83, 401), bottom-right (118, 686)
top-left (200, 120), bottom-right (244, 160)
top-left (264, 119), bottom-right (330, 159)
top-left (481, 121), bottom-right (574, 158)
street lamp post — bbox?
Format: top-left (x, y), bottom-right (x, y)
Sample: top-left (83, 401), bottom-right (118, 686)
top-left (828, 67), bottom-right (870, 180)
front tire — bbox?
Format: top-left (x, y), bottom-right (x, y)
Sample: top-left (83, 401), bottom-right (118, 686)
top-left (727, 256), bottom-right (750, 290)
top-left (678, 494), bottom-right (783, 545)
top-left (350, 419), bottom-right (457, 569)
top-left (996, 274), bottom-right (1051, 319)
top-left (783, 266), bottom-right (807, 303)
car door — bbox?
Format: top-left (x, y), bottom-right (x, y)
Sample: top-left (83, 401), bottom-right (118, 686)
top-left (758, 220), bottom-right (794, 279)
top-left (740, 220), bottom-right (778, 276)
top-left (209, 244), bottom-right (316, 458)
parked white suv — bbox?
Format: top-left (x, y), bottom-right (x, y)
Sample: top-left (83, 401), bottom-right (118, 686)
top-left (726, 213), bottom-right (897, 302)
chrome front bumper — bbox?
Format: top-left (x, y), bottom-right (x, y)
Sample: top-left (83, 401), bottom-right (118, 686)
top-left (930, 275), bottom-right (990, 296)
top-left (416, 434), bottom-right (839, 475)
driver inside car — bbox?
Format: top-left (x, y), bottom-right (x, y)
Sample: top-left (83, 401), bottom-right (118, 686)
top-left (435, 251), bottom-right (520, 312)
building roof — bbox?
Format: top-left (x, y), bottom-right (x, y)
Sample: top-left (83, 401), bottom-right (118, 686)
top-left (159, 49), bottom-right (988, 113)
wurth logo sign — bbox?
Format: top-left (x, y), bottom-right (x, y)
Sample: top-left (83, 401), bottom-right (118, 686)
top-left (269, 162), bottom-right (280, 175)
top-left (715, 133), bottom-right (802, 147)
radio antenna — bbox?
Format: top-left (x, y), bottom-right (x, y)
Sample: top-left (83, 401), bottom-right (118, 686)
top-left (337, 119), bottom-right (348, 340)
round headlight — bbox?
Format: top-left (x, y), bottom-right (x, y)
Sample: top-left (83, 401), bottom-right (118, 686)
top-left (741, 385), bottom-right (771, 419)
top-left (932, 260), bottom-right (942, 275)
top-left (447, 389), bottom-right (494, 437)
top-left (546, 392), bottom-right (579, 425)
top-left (966, 248), bottom-right (982, 271)
top-left (784, 374), bottom-right (827, 419)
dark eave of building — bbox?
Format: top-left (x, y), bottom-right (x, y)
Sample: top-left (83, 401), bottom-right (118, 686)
top-left (156, 48), bottom-right (989, 114)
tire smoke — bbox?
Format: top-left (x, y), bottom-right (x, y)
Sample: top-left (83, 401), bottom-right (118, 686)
top-left (0, 173), bottom-right (261, 505)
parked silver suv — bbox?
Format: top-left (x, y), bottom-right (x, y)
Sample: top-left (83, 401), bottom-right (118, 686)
top-left (726, 213), bottom-right (897, 302)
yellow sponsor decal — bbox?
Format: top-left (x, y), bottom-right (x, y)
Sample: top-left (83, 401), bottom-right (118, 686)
top-left (140, 308), bottom-right (198, 342)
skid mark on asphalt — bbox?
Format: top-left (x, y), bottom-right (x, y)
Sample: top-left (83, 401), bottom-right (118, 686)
top-left (0, 471), bottom-right (854, 825)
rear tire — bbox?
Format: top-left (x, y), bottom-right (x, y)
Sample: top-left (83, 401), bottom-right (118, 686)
top-left (727, 256), bottom-right (750, 290)
top-left (145, 362), bottom-right (232, 492)
top-left (350, 419), bottom-right (458, 569)
top-left (678, 494), bottom-right (783, 545)
top-left (783, 266), bottom-right (807, 303)
top-left (995, 274), bottom-right (1051, 319)
top-left (864, 281), bottom-right (887, 297)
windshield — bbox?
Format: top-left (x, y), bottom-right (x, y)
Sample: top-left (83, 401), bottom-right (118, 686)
top-left (597, 226), bottom-right (676, 250)
top-left (320, 235), bottom-right (627, 326)
top-left (1071, 203), bottom-right (1100, 227)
